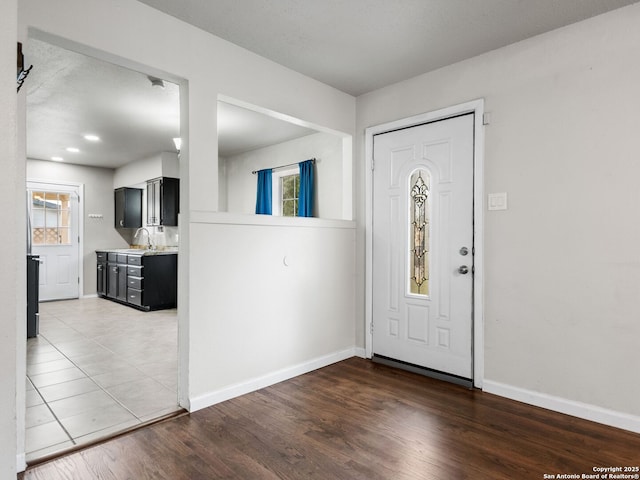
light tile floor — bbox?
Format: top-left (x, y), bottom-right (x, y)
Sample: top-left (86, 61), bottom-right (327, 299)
top-left (26, 297), bottom-right (180, 462)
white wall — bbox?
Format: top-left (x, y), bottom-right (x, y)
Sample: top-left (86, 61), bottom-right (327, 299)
top-left (189, 213), bottom-right (356, 406)
top-left (113, 151), bottom-right (179, 188)
top-left (27, 159), bottom-right (128, 295)
top-left (1, 1), bottom-right (20, 474)
top-left (19, 0), bottom-right (356, 444)
top-left (223, 132), bottom-right (344, 219)
top-left (356, 4), bottom-right (640, 422)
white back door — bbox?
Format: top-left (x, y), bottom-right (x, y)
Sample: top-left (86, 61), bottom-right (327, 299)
top-left (28, 182), bottom-right (80, 301)
top-left (372, 114), bottom-right (474, 379)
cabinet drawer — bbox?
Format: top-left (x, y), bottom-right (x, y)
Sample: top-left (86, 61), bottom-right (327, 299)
top-left (127, 288), bottom-right (143, 306)
top-left (127, 276), bottom-right (143, 290)
top-left (117, 254), bottom-right (128, 264)
top-left (96, 252), bottom-right (107, 262)
top-left (128, 265), bottom-right (143, 276)
top-left (107, 252), bottom-right (118, 262)
top-left (128, 255), bottom-right (143, 266)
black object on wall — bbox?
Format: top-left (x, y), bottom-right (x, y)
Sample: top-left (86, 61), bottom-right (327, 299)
top-left (17, 43), bottom-right (33, 93)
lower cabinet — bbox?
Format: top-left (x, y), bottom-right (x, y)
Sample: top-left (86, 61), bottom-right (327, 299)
top-left (96, 252), bottom-right (107, 296)
top-left (97, 251), bottom-right (177, 311)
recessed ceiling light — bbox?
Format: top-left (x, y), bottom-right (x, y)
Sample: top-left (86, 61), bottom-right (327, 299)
top-left (51, 156), bottom-right (64, 162)
top-left (84, 134), bottom-right (100, 142)
top-left (66, 147), bottom-right (80, 153)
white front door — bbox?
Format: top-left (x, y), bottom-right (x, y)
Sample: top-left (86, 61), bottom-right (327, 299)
top-left (28, 182), bottom-right (80, 301)
top-left (372, 114), bottom-right (474, 379)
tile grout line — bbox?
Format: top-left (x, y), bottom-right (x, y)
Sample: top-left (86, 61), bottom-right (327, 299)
top-left (25, 374), bottom-right (77, 451)
top-left (39, 331), bottom-right (146, 428)
top-left (39, 309), bottom-right (179, 418)
top-left (28, 299), bottom-right (179, 459)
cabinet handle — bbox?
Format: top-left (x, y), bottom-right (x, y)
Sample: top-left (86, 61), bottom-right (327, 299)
top-left (119, 220), bottom-right (124, 227)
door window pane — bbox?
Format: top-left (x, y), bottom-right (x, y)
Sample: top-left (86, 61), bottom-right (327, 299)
top-left (31, 191), bottom-right (72, 245)
top-left (409, 170), bottom-right (430, 296)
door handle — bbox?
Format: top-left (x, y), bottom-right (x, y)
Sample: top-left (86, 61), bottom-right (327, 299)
top-left (458, 265), bottom-right (469, 275)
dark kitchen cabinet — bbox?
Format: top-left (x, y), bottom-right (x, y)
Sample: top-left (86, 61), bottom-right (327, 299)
top-left (147, 177), bottom-right (179, 226)
top-left (97, 251), bottom-right (177, 311)
top-left (106, 253), bottom-right (128, 302)
top-left (115, 187), bottom-right (142, 228)
top-left (126, 254), bottom-right (177, 310)
top-left (96, 251), bottom-right (107, 296)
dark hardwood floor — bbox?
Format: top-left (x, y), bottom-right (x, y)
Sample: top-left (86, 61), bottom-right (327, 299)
top-left (19, 358), bottom-right (640, 479)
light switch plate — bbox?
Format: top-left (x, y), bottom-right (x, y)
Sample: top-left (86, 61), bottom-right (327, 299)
top-left (488, 193), bottom-right (508, 211)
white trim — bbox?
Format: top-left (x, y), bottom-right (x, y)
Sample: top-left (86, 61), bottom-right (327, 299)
top-left (483, 380), bottom-right (640, 434)
top-left (16, 453), bottom-right (26, 473)
top-left (353, 347), bottom-right (366, 358)
top-left (189, 347), bottom-right (360, 412)
top-left (191, 210), bottom-right (356, 229)
top-left (364, 99), bottom-right (485, 388)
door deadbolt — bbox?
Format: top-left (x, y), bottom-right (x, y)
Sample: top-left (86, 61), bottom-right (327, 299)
top-left (459, 247), bottom-right (469, 256)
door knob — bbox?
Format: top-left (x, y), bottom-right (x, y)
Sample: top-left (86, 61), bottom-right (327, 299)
top-left (458, 265), bottom-right (469, 275)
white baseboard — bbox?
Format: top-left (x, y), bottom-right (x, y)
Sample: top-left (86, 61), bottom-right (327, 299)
top-left (190, 347), bottom-right (360, 412)
top-left (82, 293), bottom-right (98, 299)
top-left (353, 347), bottom-right (366, 358)
top-left (483, 380), bottom-right (640, 434)
top-left (16, 453), bottom-right (26, 473)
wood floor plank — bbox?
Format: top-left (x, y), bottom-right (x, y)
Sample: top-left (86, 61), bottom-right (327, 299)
top-left (20, 358), bottom-right (640, 479)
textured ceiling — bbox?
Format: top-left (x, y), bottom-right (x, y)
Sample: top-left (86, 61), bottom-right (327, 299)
top-left (136, 0), bottom-right (640, 96)
top-left (26, 1), bottom-right (640, 169)
top-left (26, 39), bottom-right (181, 168)
top-left (26, 40), bottom-right (313, 168)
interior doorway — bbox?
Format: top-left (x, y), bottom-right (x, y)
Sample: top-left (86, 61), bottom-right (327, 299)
top-left (23, 37), bottom-right (185, 462)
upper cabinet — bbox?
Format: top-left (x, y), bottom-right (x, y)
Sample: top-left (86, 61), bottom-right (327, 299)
top-left (147, 177), bottom-right (180, 226)
top-left (115, 187), bottom-right (142, 228)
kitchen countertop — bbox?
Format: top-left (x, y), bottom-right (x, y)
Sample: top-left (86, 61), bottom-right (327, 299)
top-left (97, 248), bottom-right (178, 256)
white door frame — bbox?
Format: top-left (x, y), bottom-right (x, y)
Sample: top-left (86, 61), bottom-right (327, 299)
top-left (364, 99), bottom-right (485, 388)
top-left (27, 178), bottom-right (85, 298)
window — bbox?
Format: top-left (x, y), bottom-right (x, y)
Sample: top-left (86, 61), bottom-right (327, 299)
top-left (272, 168), bottom-right (300, 217)
top-left (31, 191), bottom-right (72, 245)
top-left (281, 174), bottom-right (300, 216)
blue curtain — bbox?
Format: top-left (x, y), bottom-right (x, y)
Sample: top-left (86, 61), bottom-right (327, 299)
top-left (255, 169), bottom-right (272, 215)
top-left (298, 159), bottom-right (314, 217)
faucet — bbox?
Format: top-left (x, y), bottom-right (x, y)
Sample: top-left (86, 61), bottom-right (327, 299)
top-left (134, 227), bottom-right (154, 250)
